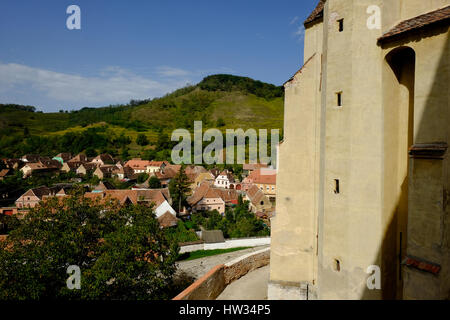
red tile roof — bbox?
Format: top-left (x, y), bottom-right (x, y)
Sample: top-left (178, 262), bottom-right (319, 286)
top-left (124, 159), bottom-right (151, 171)
top-left (246, 168), bottom-right (276, 185)
top-left (304, 0), bottom-right (326, 27)
top-left (243, 163), bottom-right (268, 171)
top-left (378, 5), bottom-right (450, 44)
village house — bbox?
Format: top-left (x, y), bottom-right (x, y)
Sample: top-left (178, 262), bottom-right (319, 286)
top-left (115, 161), bottom-right (124, 169)
top-left (156, 211), bottom-right (179, 228)
top-left (188, 183), bottom-right (225, 214)
top-left (188, 182), bottom-right (240, 215)
top-left (135, 188), bottom-right (177, 218)
top-left (92, 181), bottom-right (116, 192)
top-left (39, 159), bottom-right (62, 170)
top-left (210, 168), bottom-right (220, 179)
top-left (214, 169), bottom-right (235, 189)
top-left (61, 161), bottom-right (83, 173)
top-left (3, 159), bottom-right (24, 170)
top-left (52, 153), bottom-right (73, 164)
top-left (20, 162), bottom-right (59, 178)
top-left (84, 188), bottom-right (177, 226)
top-left (242, 168), bottom-right (276, 202)
top-left (242, 163), bottom-right (269, 177)
top-left (146, 160), bottom-right (169, 173)
top-left (91, 154), bottom-right (115, 166)
top-left (93, 165), bottom-right (117, 180)
top-left (193, 171), bottom-right (215, 189)
top-left (124, 158), bottom-right (152, 174)
top-left (15, 186), bottom-right (61, 209)
top-left (112, 165), bottom-right (135, 180)
top-left (244, 184), bottom-right (272, 214)
top-left (68, 153), bottom-right (88, 163)
top-left (76, 163), bottom-right (98, 176)
top-left (183, 165), bottom-right (210, 189)
top-left (20, 154), bottom-right (41, 163)
top-left (155, 164), bottom-right (181, 187)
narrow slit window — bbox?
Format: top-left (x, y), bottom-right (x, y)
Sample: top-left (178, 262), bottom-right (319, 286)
top-left (334, 179), bottom-right (340, 194)
top-left (337, 92), bottom-right (343, 107)
top-left (334, 259), bottom-right (341, 272)
top-left (338, 19), bottom-right (344, 32)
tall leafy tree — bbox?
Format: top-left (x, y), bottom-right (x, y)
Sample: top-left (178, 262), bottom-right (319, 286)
top-left (148, 176), bottom-right (162, 189)
top-left (168, 165), bottom-right (191, 214)
top-left (0, 188), bottom-right (179, 300)
top-left (136, 134), bottom-right (149, 146)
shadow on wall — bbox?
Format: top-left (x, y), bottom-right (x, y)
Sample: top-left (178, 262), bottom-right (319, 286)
top-left (362, 25), bottom-right (449, 300)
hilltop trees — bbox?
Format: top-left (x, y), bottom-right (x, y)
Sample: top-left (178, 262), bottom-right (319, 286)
top-left (198, 74), bottom-right (283, 100)
top-left (0, 189), bottom-right (179, 300)
top-left (136, 134), bottom-right (149, 146)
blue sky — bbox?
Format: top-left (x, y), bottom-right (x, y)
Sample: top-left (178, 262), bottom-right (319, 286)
top-left (0, 0), bottom-right (317, 112)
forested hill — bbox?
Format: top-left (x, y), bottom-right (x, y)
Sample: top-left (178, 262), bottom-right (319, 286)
top-left (0, 74), bottom-right (284, 160)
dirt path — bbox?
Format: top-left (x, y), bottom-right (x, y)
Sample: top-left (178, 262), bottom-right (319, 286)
top-left (175, 245), bottom-right (269, 280)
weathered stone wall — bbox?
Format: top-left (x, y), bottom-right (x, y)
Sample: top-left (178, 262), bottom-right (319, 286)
top-left (173, 248), bottom-right (270, 300)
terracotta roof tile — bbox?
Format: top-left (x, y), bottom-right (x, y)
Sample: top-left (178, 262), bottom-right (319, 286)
top-left (304, 0), bottom-right (326, 27)
top-left (246, 168), bottom-right (276, 185)
top-left (157, 211), bottom-right (179, 228)
top-left (378, 5), bottom-right (450, 44)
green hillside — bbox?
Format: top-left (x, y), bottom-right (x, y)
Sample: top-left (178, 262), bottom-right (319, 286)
top-left (0, 74), bottom-right (284, 160)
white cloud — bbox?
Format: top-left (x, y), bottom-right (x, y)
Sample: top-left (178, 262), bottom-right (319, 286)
top-left (156, 66), bottom-right (191, 77)
top-left (0, 63), bottom-right (190, 103)
top-left (293, 26), bottom-right (305, 42)
top-left (290, 16), bottom-right (299, 25)
top-left (0, 62), bottom-right (238, 112)
top-left (0, 63), bottom-right (192, 111)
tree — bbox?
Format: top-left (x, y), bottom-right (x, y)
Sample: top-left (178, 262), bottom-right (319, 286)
top-left (148, 176), bottom-right (161, 189)
top-left (0, 189), bottom-right (179, 300)
top-left (216, 118), bottom-right (225, 127)
top-left (85, 147), bottom-right (97, 157)
top-left (136, 134), bottom-right (149, 146)
top-left (120, 148), bottom-right (130, 161)
top-left (137, 173), bottom-right (149, 184)
top-left (156, 132), bottom-right (170, 151)
top-left (168, 165), bottom-right (191, 213)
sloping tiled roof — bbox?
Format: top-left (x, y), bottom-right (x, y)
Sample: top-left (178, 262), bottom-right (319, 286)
top-left (93, 154), bottom-right (114, 164)
top-left (157, 211), bottom-right (179, 228)
top-left (284, 53), bottom-right (316, 86)
top-left (55, 153), bottom-right (73, 161)
top-left (246, 168), bottom-right (276, 185)
top-left (246, 184), bottom-right (266, 207)
top-left (243, 163), bottom-right (268, 171)
top-left (136, 189), bottom-right (167, 207)
top-left (0, 169), bottom-right (11, 177)
top-left (304, 0), bottom-right (326, 27)
top-left (378, 5), bottom-right (450, 44)
top-left (85, 190), bottom-right (139, 205)
top-left (68, 154), bottom-right (88, 163)
top-left (213, 188), bottom-right (239, 203)
top-left (156, 165), bottom-right (180, 180)
top-left (124, 159), bottom-right (151, 170)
